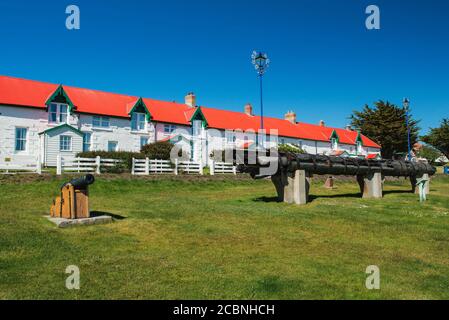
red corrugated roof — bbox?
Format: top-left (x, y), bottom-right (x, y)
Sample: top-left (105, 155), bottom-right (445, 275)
top-left (366, 153), bottom-right (381, 159)
top-left (0, 75), bottom-right (381, 148)
top-left (200, 106), bottom-right (380, 148)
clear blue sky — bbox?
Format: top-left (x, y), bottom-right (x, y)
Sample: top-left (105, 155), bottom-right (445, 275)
top-left (1, 0), bottom-right (448, 134)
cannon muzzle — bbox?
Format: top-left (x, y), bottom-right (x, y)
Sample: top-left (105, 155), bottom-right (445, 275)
top-left (62, 174), bottom-right (95, 190)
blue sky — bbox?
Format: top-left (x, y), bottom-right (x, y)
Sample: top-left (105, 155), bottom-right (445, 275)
top-left (0, 0), bottom-right (448, 134)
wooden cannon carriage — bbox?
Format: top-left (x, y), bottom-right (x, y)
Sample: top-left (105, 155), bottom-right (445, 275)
top-left (50, 174), bottom-right (95, 219)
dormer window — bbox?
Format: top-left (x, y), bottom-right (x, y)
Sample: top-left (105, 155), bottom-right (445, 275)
top-left (48, 103), bottom-right (68, 124)
top-left (128, 98), bottom-right (151, 132)
top-left (131, 112), bottom-right (146, 131)
top-left (356, 140), bottom-right (363, 154)
top-left (331, 138), bottom-right (338, 150)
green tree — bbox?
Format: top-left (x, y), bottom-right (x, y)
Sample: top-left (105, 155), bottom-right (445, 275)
top-left (350, 101), bottom-right (420, 159)
top-left (416, 145), bottom-right (441, 165)
top-left (141, 141), bottom-right (174, 160)
top-left (421, 119), bottom-right (449, 160)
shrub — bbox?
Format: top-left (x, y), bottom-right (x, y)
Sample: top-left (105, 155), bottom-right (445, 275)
top-left (76, 151), bottom-right (145, 172)
top-left (141, 141), bottom-right (174, 160)
top-left (278, 144), bottom-right (305, 154)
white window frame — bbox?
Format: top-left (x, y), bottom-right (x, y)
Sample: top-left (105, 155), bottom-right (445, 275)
top-left (92, 116), bottom-right (110, 128)
top-left (60, 135), bottom-right (72, 152)
top-left (83, 132), bottom-right (92, 152)
top-left (356, 141), bottom-right (363, 154)
top-left (192, 120), bottom-right (202, 136)
top-left (140, 136), bottom-right (149, 147)
top-left (108, 141), bottom-right (118, 152)
top-left (226, 132), bottom-right (235, 143)
top-left (131, 112), bottom-right (147, 132)
top-left (48, 103), bottom-right (69, 124)
top-left (163, 124), bottom-right (177, 134)
top-left (15, 127), bottom-right (28, 152)
top-left (331, 138), bottom-right (338, 150)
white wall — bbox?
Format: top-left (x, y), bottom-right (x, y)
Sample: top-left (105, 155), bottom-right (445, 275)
top-left (0, 105), bottom-right (46, 163)
top-left (78, 115), bottom-right (155, 152)
top-left (0, 104), bottom-right (381, 167)
top-left (43, 127), bottom-right (83, 166)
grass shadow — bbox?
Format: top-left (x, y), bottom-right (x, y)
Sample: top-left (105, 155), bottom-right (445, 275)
top-left (308, 193), bottom-right (362, 202)
top-left (90, 211), bottom-right (126, 220)
top-left (383, 190), bottom-right (413, 195)
top-left (253, 196), bottom-right (280, 203)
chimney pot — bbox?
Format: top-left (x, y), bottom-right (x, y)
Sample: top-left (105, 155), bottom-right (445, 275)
top-left (319, 120), bottom-right (325, 127)
top-left (185, 92), bottom-right (196, 108)
top-left (244, 103), bottom-right (253, 116)
top-left (284, 111), bottom-right (297, 124)
top-left (345, 124), bottom-right (352, 131)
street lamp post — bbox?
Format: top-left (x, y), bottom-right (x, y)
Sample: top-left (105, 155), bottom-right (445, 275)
top-left (403, 98), bottom-right (412, 161)
top-left (251, 51), bottom-right (270, 148)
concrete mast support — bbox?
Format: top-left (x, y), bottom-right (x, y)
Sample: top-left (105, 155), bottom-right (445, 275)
top-left (357, 172), bottom-right (383, 199)
top-left (271, 170), bottom-right (310, 205)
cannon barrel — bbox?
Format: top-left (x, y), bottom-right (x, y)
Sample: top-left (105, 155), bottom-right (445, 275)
top-left (62, 174), bottom-right (95, 190)
top-left (237, 152), bottom-right (436, 178)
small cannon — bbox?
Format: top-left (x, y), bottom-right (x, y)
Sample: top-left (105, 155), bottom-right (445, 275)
top-left (50, 174), bottom-right (95, 219)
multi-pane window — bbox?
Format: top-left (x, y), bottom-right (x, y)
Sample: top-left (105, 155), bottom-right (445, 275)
top-left (83, 132), bottom-right (92, 152)
top-left (356, 141), bottom-right (363, 154)
top-left (92, 116), bottom-right (110, 128)
top-left (59, 104), bottom-right (68, 123)
top-left (140, 136), bottom-right (149, 147)
top-left (192, 120), bottom-right (202, 136)
top-left (331, 138), bottom-right (338, 150)
top-left (15, 127), bottom-right (27, 151)
top-left (226, 132), bottom-right (235, 143)
top-left (164, 124), bottom-right (176, 134)
top-left (60, 135), bottom-right (72, 151)
top-left (108, 141), bottom-right (118, 152)
top-left (48, 103), bottom-right (68, 124)
top-left (131, 113), bottom-right (146, 131)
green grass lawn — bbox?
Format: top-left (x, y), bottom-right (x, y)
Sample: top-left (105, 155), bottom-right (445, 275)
top-left (1, 173), bottom-right (449, 300)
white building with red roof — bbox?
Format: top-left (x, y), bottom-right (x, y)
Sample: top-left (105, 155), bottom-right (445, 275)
top-left (0, 75), bottom-right (381, 166)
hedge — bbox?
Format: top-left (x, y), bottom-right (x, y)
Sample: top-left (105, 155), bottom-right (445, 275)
top-left (141, 141), bottom-right (174, 160)
top-left (76, 151), bottom-right (145, 173)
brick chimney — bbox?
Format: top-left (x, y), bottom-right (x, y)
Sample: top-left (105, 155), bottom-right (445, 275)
top-left (185, 92), bottom-right (196, 108)
top-left (284, 110), bottom-right (297, 124)
top-left (244, 103), bottom-right (253, 116)
top-left (319, 120), bottom-right (325, 127)
top-left (345, 124), bottom-right (352, 131)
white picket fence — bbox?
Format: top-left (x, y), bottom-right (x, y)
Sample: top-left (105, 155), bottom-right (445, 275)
top-left (132, 158), bottom-right (174, 175)
top-left (131, 158), bottom-right (237, 175)
top-left (210, 160), bottom-right (237, 175)
top-left (57, 155), bottom-right (123, 175)
top-left (0, 156), bottom-right (42, 174)
top-left (131, 158), bottom-right (203, 175)
top-left (178, 161), bottom-right (201, 174)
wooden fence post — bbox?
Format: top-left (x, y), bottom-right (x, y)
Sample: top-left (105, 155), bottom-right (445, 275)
top-left (199, 158), bottom-right (204, 175)
top-left (56, 154), bottom-right (62, 175)
top-left (131, 158), bottom-right (135, 175)
top-left (95, 156), bottom-right (101, 175)
top-left (210, 160), bottom-right (215, 176)
top-left (232, 165), bottom-right (237, 175)
top-left (36, 156), bottom-right (42, 175)
top-left (174, 159), bottom-right (178, 175)
top-left (145, 157), bottom-right (150, 175)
